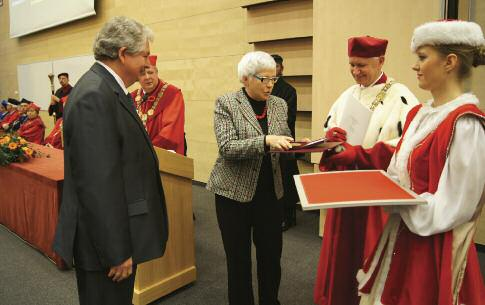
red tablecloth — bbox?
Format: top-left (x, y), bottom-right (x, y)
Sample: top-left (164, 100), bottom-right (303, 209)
top-left (0, 143), bottom-right (65, 268)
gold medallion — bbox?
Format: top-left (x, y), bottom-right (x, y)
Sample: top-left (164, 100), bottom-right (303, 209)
top-left (135, 95), bottom-right (141, 102)
top-left (147, 109), bottom-right (154, 116)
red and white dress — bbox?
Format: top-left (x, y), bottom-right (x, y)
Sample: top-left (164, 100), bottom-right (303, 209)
top-left (357, 93), bottom-right (485, 305)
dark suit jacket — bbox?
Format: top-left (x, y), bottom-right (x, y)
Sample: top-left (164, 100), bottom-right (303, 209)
top-left (53, 63), bottom-right (169, 271)
top-left (271, 77), bottom-right (297, 138)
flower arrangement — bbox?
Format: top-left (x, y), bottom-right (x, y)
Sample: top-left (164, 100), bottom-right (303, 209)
top-left (0, 134), bottom-right (35, 166)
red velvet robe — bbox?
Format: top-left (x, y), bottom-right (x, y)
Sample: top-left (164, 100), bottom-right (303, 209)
top-left (356, 104), bottom-right (485, 305)
top-left (1, 110), bottom-right (20, 125)
top-left (44, 118), bottom-right (63, 149)
top-left (18, 116), bottom-right (45, 144)
top-left (131, 79), bottom-right (185, 155)
top-left (314, 74), bottom-right (392, 305)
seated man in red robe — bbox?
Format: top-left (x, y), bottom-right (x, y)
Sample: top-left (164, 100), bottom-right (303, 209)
top-left (18, 103), bottom-right (45, 144)
top-left (45, 96), bottom-right (68, 149)
top-left (1, 99), bottom-right (21, 130)
top-left (131, 55), bottom-right (185, 155)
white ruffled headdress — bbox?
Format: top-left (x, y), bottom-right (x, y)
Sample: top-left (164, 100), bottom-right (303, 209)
top-left (411, 20), bottom-right (485, 52)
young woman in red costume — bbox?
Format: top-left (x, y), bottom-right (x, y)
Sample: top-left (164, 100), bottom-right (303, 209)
top-left (321, 20), bottom-right (485, 305)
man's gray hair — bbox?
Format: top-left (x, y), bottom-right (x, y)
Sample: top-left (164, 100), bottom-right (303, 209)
top-left (93, 16), bottom-right (154, 61)
top-left (237, 51), bottom-right (276, 82)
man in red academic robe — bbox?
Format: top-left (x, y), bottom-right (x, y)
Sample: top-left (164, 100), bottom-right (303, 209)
top-left (130, 55), bottom-right (185, 155)
top-left (45, 96), bottom-right (68, 149)
top-left (1, 99), bottom-right (21, 130)
top-left (314, 36), bottom-right (418, 305)
top-left (18, 103), bottom-right (45, 144)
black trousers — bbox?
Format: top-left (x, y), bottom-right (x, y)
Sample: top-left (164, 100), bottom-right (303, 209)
top-left (280, 156), bottom-right (300, 225)
top-left (215, 192), bottom-right (283, 305)
top-left (75, 265), bottom-right (137, 305)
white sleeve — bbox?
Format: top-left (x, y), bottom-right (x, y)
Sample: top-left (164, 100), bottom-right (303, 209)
top-left (399, 116), bottom-right (485, 236)
top-left (324, 87), bottom-right (353, 132)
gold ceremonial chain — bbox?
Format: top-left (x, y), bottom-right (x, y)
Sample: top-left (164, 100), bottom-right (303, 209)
top-left (135, 82), bottom-right (169, 127)
top-left (369, 81), bottom-right (394, 111)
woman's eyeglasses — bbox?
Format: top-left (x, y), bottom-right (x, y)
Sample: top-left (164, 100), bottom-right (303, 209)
top-left (252, 75), bottom-right (279, 85)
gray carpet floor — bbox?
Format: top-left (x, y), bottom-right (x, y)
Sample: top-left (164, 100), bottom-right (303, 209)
top-left (0, 184), bottom-right (484, 305)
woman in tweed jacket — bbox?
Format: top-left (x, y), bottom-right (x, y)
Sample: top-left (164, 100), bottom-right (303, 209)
top-left (207, 51), bottom-right (297, 305)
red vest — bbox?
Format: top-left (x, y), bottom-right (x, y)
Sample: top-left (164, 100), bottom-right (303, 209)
top-left (361, 104), bottom-right (485, 305)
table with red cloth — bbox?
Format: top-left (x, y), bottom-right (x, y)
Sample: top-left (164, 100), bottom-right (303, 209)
top-left (0, 143), bottom-right (65, 268)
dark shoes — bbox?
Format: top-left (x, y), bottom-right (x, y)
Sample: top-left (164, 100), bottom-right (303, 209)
top-left (281, 216), bottom-right (296, 232)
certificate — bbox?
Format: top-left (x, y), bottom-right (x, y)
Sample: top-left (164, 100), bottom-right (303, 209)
top-left (339, 93), bottom-right (372, 145)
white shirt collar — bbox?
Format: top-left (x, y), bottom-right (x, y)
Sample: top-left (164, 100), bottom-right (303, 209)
top-left (361, 71), bottom-right (384, 88)
top-left (96, 60), bottom-right (129, 95)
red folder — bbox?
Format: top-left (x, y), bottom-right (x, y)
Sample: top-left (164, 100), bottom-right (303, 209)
top-left (270, 139), bottom-right (341, 153)
top-left (294, 170), bottom-right (426, 210)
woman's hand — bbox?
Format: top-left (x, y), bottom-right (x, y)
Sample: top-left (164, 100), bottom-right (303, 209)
top-left (266, 135), bottom-right (294, 151)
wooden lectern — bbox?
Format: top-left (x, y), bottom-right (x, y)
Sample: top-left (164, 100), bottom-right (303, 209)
top-left (132, 148), bottom-right (196, 305)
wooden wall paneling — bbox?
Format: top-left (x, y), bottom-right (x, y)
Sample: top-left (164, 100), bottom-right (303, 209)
top-left (295, 111), bottom-right (311, 140)
top-left (187, 140), bottom-right (219, 182)
top-left (155, 55), bottom-right (246, 102)
top-left (143, 0), bottom-right (241, 24)
top-left (470, 0), bottom-right (485, 111)
top-left (241, 0), bottom-right (278, 8)
top-left (246, 0), bottom-right (312, 43)
top-left (253, 37), bottom-right (313, 75)
top-left (285, 76), bottom-right (312, 111)
top-left (149, 7), bottom-right (248, 61)
top-left (469, 0), bottom-right (485, 245)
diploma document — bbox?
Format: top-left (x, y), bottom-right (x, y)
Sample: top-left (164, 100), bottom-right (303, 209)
top-left (339, 94), bottom-right (372, 145)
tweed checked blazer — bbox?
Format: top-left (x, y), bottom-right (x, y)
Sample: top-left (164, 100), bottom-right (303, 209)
top-left (207, 88), bottom-right (292, 203)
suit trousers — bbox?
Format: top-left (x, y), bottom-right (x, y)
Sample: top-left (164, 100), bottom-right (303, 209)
top-left (215, 192), bottom-right (283, 305)
top-left (75, 265), bottom-right (137, 305)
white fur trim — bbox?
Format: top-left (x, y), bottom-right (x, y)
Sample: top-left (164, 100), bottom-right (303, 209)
top-left (395, 93), bottom-right (479, 189)
top-left (411, 21), bottom-right (485, 52)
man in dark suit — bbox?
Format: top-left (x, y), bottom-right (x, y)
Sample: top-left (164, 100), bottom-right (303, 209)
top-left (53, 16), bottom-right (169, 305)
top-left (271, 54), bottom-right (299, 231)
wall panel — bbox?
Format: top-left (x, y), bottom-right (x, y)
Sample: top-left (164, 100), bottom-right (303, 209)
top-left (247, 0), bottom-right (312, 42)
top-left (254, 38), bottom-right (313, 76)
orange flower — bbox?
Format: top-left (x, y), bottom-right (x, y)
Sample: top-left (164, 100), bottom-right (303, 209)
top-left (0, 136), bottom-right (11, 145)
top-left (8, 142), bottom-right (18, 150)
top-left (22, 147), bottom-right (33, 156)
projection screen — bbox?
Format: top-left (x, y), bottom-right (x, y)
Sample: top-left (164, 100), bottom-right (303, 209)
top-left (9, 0), bottom-right (96, 38)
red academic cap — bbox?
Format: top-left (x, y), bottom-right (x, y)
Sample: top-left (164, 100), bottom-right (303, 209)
top-left (28, 103), bottom-right (40, 112)
top-left (148, 55), bottom-right (157, 66)
top-left (348, 36), bottom-right (388, 58)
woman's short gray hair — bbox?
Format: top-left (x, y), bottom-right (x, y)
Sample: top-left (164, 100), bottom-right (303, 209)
top-left (237, 51), bottom-right (276, 82)
top-left (93, 16), bottom-right (154, 61)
